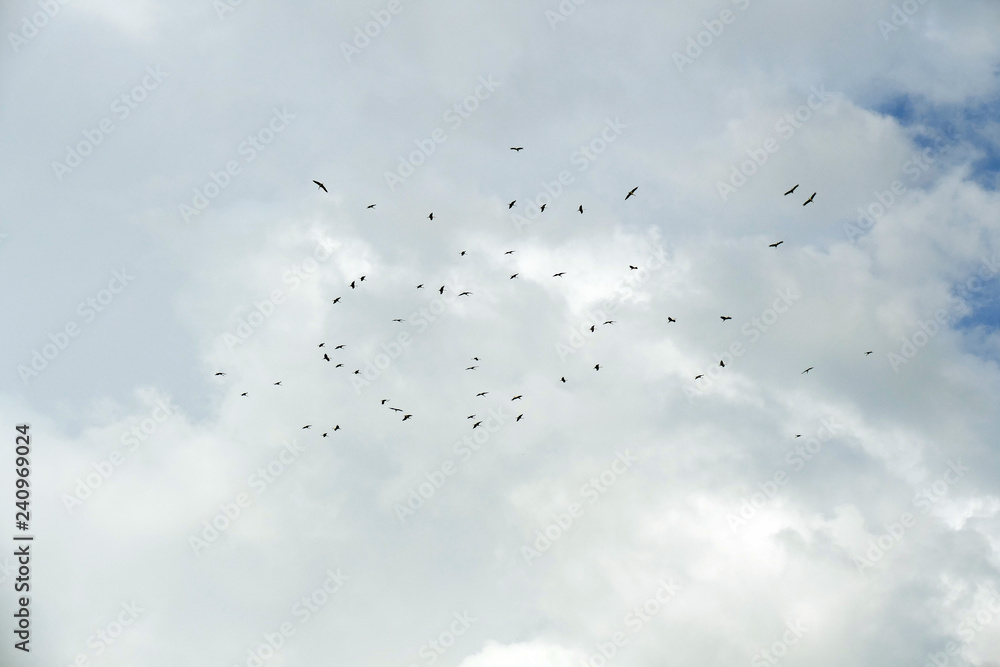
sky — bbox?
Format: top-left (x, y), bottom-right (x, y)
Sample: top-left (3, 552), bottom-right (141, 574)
top-left (1, 0), bottom-right (1000, 665)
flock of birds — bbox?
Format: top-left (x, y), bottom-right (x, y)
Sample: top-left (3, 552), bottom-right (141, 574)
top-left (214, 153), bottom-right (874, 439)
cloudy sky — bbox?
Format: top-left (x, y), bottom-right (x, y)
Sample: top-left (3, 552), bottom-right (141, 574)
top-left (2, 0), bottom-right (1000, 665)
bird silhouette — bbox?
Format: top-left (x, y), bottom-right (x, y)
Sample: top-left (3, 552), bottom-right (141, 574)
top-left (695, 374), bottom-right (704, 379)
top-left (467, 415), bottom-right (476, 419)
top-left (472, 421), bottom-right (483, 429)
top-left (721, 316), bottom-right (732, 321)
top-left (466, 366), bottom-right (477, 370)
top-left (359, 276), bottom-right (366, 282)
top-left (865, 351), bottom-right (873, 355)
top-left (553, 272), bottom-right (566, 277)
top-left (323, 354), bottom-right (330, 361)
top-left (472, 357), bottom-right (479, 361)
top-left (517, 414), bottom-right (523, 422)
top-left (350, 281), bottom-right (356, 289)
top-left (784, 184), bottom-right (799, 196)
top-left (510, 274), bottom-right (518, 279)
top-left (604, 320), bottom-right (615, 325)
top-left (334, 425), bottom-right (340, 431)
top-left (318, 343), bottom-right (325, 348)
top-left (719, 361), bottom-right (725, 368)
top-left (367, 204), bottom-right (376, 208)
top-left (392, 319), bottom-right (405, 322)
top-left (389, 407), bottom-right (403, 412)
top-left (273, 382), bottom-right (282, 386)
top-left (508, 200), bottom-right (516, 209)
top-left (215, 372), bottom-right (226, 376)
top-left (428, 212), bottom-right (434, 220)
top-left (511, 395), bottom-right (523, 401)
top-left (667, 317), bottom-right (676, 323)
top-left (332, 297), bottom-right (341, 304)
top-left (803, 193), bottom-right (816, 206)
top-left (459, 292), bottom-right (472, 296)
top-left (590, 325), bottom-right (595, 332)
top-left (439, 286), bottom-right (446, 294)
top-left (460, 251), bottom-right (467, 256)
top-left (802, 367), bottom-right (814, 374)
top-left (578, 205), bottom-right (584, 214)
top-left (560, 377), bottom-right (566, 383)
top-left (769, 241), bottom-right (784, 248)
top-left (594, 364), bottom-right (601, 371)
top-left (313, 180), bottom-right (327, 192)
top-left (335, 363), bottom-right (344, 368)
top-left (241, 392), bottom-right (248, 396)
top-left (381, 399), bottom-right (389, 405)
top-left (510, 147), bottom-right (523, 151)
top-left (402, 414), bottom-right (412, 421)
top-left (505, 250), bottom-right (515, 255)
top-left (302, 425), bottom-right (311, 429)
top-left (334, 345), bottom-right (345, 349)
top-left (540, 204), bottom-right (547, 212)
top-left (625, 186), bottom-right (638, 200)
top-left (416, 284), bottom-right (424, 289)
top-left (476, 392), bottom-right (489, 397)
top-left (629, 265), bottom-right (638, 270)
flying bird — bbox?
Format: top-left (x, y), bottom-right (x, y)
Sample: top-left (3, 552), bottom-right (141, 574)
top-left (381, 399), bottom-right (389, 404)
top-left (560, 377), bottom-right (566, 383)
top-left (439, 286), bottom-right (446, 294)
top-left (460, 251), bottom-right (466, 256)
top-left (359, 276), bottom-right (366, 282)
top-left (334, 345), bottom-right (345, 349)
top-left (323, 354), bottom-right (330, 361)
top-left (313, 180), bottom-right (327, 192)
top-left (694, 374), bottom-right (704, 379)
top-left (510, 274), bottom-right (518, 279)
top-left (389, 407), bottom-right (402, 412)
top-left (428, 212), bottom-right (434, 220)
top-left (476, 392), bottom-right (489, 397)
top-left (720, 316), bottom-right (732, 321)
top-left (505, 250), bottom-right (515, 255)
top-left (467, 415), bottom-right (476, 420)
top-left (553, 272), bottom-right (566, 277)
top-left (803, 193), bottom-right (816, 206)
top-left (318, 343), bottom-right (325, 348)
top-left (417, 284), bottom-right (424, 289)
top-left (784, 184), bottom-right (799, 196)
top-left (472, 421), bottom-right (483, 429)
top-left (589, 325), bottom-right (595, 332)
top-left (511, 395), bottom-right (523, 401)
top-left (402, 414), bottom-right (412, 421)
top-left (667, 317), bottom-right (676, 323)
top-left (508, 200), bottom-right (516, 209)
top-left (335, 364), bottom-right (343, 368)
top-left (215, 372), bottom-right (226, 376)
top-left (629, 265), bottom-right (638, 270)
top-left (350, 280), bottom-right (356, 289)
top-left (466, 366), bottom-right (477, 370)
top-left (604, 321), bottom-right (615, 325)
top-left (353, 370), bottom-right (360, 375)
top-left (334, 425), bottom-right (340, 431)
top-left (459, 292), bottom-right (472, 296)
top-left (540, 204), bottom-right (547, 212)
top-left (240, 392), bottom-right (248, 396)
top-left (769, 241), bottom-right (784, 248)
top-left (578, 205), bottom-right (584, 214)
top-left (392, 319), bottom-right (405, 322)
top-left (517, 414), bottom-right (523, 422)
top-left (332, 297), bottom-right (341, 304)
top-left (510, 147), bottom-right (523, 151)
top-left (594, 364), bottom-right (601, 371)
top-left (802, 367), bottom-right (814, 374)
top-left (719, 361), bottom-right (725, 368)
top-left (625, 186), bottom-right (638, 200)
top-left (302, 425), bottom-right (311, 429)
top-left (273, 382), bottom-right (282, 386)
top-left (865, 351), bottom-right (873, 355)
top-left (367, 204), bottom-right (376, 209)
